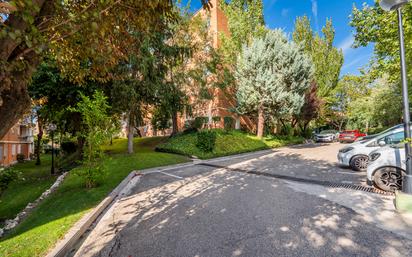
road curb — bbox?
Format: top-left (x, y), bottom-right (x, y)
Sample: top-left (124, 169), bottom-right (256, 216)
top-left (46, 171), bottom-right (140, 257)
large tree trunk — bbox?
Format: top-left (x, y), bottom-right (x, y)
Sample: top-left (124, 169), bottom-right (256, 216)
top-left (0, 83), bottom-right (32, 138)
top-left (257, 104), bottom-right (264, 138)
top-left (0, 0), bottom-right (53, 139)
top-left (127, 112), bottom-right (134, 154)
top-left (35, 116), bottom-right (44, 165)
top-left (171, 111), bottom-right (178, 136)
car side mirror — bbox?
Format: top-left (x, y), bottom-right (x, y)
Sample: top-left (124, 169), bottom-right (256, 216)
top-left (378, 141), bottom-right (386, 147)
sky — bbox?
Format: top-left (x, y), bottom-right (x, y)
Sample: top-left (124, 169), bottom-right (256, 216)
top-left (181, 0), bottom-right (376, 76)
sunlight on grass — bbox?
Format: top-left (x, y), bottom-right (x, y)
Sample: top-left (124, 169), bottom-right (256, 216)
top-left (157, 129), bottom-right (304, 159)
top-left (0, 210), bottom-right (89, 257)
top-left (0, 137), bottom-right (189, 257)
top-left (0, 155), bottom-right (54, 224)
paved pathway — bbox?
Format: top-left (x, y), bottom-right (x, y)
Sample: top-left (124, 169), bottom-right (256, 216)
top-left (73, 143), bottom-right (412, 257)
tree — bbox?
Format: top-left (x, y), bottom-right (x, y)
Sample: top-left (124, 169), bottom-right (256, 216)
top-left (350, 2), bottom-right (412, 83)
top-left (293, 16), bottom-right (343, 105)
top-left (236, 30), bottom-right (314, 138)
top-left (219, 0), bottom-right (266, 64)
top-left (110, 33), bottom-right (169, 154)
top-left (347, 76), bottom-right (402, 130)
top-left (217, 0), bottom-right (267, 128)
top-left (0, 0), bottom-right (211, 139)
top-left (293, 81), bottom-right (322, 136)
top-left (29, 59), bottom-right (111, 156)
top-left (70, 91), bottom-right (115, 188)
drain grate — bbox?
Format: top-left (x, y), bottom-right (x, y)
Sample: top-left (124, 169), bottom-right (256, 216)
top-left (197, 163), bottom-right (394, 196)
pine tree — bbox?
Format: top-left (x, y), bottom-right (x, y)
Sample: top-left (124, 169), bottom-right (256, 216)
top-left (236, 30), bottom-right (314, 138)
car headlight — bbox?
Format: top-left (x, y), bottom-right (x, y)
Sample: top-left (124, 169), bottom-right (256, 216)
top-left (339, 147), bottom-right (354, 153)
top-left (369, 153), bottom-right (381, 162)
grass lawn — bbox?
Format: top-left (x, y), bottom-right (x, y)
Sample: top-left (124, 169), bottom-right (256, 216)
top-left (0, 137), bottom-right (189, 257)
top-left (396, 191), bottom-right (412, 213)
top-left (156, 129), bottom-right (305, 159)
top-left (0, 155), bottom-right (54, 225)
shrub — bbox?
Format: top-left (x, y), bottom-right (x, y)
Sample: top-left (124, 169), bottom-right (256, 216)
top-left (16, 153), bottom-right (25, 163)
top-left (70, 91), bottom-right (115, 188)
top-left (196, 130), bottom-right (217, 152)
top-left (194, 117), bottom-right (208, 129)
top-left (0, 167), bottom-right (19, 195)
top-left (280, 123), bottom-right (294, 136)
top-left (60, 141), bottom-right (78, 154)
top-left (182, 119), bottom-right (200, 134)
top-left (224, 116), bottom-right (234, 131)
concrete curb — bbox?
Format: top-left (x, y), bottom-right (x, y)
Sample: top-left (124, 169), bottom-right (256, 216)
top-left (46, 171), bottom-right (140, 257)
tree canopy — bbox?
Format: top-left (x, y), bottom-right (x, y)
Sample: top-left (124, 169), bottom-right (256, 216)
top-left (0, 0), bottom-right (211, 139)
top-left (236, 29), bottom-right (314, 137)
top-left (350, 1), bottom-right (412, 83)
top-left (293, 15), bottom-right (343, 101)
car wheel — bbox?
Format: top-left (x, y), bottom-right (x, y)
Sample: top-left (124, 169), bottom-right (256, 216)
top-left (373, 167), bottom-right (403, 192)
top-left (349, 155), bottom-right (369, 171)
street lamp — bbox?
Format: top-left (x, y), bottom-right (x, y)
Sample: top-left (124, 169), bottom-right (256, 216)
top-left (379, 0), bottom-right (412, 194)
top-left (48, 123), bottom-right (57, 175)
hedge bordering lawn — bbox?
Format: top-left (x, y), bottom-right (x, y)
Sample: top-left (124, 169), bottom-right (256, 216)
top-left (156, 129), bottom-right (305, 159)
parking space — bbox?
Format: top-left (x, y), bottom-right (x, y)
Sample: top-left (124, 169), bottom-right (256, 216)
top-left (73, 145), bottom-right (412, 257)
top-left (220, 142), bottom-right (367, 186)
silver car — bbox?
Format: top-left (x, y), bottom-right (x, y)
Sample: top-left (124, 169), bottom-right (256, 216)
top-left (314, 130), bottom-right (338, 143)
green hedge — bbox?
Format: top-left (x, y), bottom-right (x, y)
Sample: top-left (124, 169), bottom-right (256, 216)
top-left (157, 129), bottom-right (304, 159)
top-left (196, 130), bottom-right (217, 152)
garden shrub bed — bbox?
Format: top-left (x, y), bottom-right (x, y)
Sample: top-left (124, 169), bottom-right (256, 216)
top-left (156, 129), bottom-right (304, 159)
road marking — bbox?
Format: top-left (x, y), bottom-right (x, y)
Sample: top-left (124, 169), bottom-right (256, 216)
top-left (336, 171), bottom-right (363, 175)
top-left (156, 171), bottom-right (184, 179)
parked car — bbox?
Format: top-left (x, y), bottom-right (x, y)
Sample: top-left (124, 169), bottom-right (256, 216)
top-left (367, 146), bottom-right (405, 192)
top-left (314, 130), bottom-right (338, 143)
top-left (337, 124), bottom-right (408, 171)
top-left (338, 130), bottom-right (367, 143)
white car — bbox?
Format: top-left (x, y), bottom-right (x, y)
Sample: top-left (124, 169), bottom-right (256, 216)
top-left (367, 146), bottom-right (405, 192)
top-left (314, 130), bottom-right (339, 143)
top-left (337, 124), bottom-right (406, 171)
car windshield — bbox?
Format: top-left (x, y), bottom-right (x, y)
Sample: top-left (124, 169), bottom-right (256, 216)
top-left (320, 130), bottom-right (336, 134)
top-left (341, 131), bottom-right (355, 134)
top-left (374, 125), bottom-right (403, 137)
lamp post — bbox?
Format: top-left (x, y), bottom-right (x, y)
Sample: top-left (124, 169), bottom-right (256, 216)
top-left (48, 123), bottom-right (57, 175)
top-left (380, 0), bottom-right (412, 194)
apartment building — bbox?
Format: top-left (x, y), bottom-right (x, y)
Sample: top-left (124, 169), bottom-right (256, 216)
top-left (190, 0), bottom-right (255, 131)
top-left (0, 120), bottom-right (34, 166)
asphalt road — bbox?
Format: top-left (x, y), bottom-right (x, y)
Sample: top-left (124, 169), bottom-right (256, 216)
top-left (73, 143), bottom-right (412, 257)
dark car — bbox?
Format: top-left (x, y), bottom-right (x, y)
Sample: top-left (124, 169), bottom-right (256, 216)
top-left (338, 130), bottom-right (367, 143)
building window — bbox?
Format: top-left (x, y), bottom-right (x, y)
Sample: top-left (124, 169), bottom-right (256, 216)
top-left (3, 145), bottom-right (7, 158)
top-left (0, 145), bottom-right (2, 160)
top-left (17, 144), bottom-right (22, 154)
top-left (12, 144), bottom-right (16, 156)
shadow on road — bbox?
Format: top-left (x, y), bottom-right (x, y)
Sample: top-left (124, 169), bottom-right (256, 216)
top-left (74, 164), bottom-right (412, 257)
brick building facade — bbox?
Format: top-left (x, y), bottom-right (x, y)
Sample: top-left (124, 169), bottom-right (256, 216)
top-left (190, 0), bottom-right (255, 131)
top-left (0, 121), bottom-right (34, 167)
